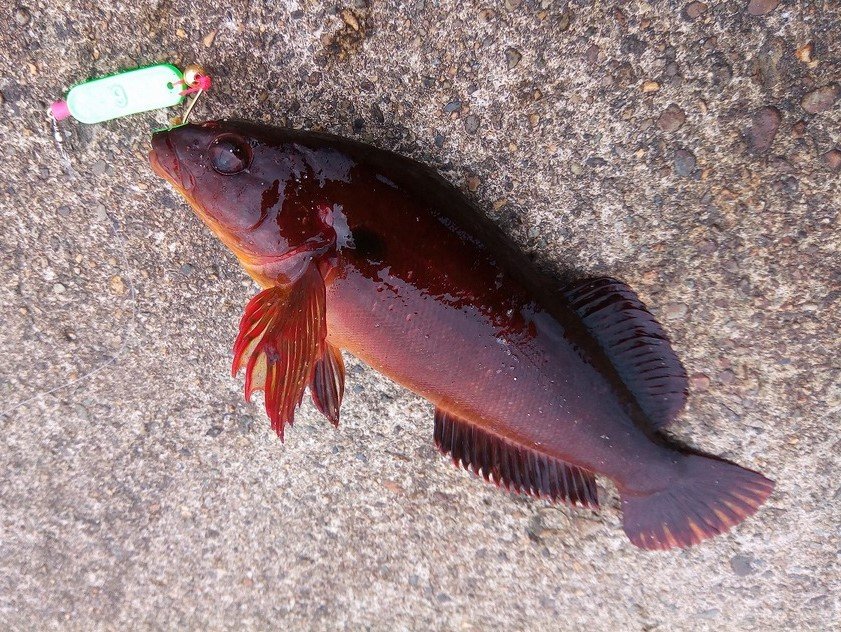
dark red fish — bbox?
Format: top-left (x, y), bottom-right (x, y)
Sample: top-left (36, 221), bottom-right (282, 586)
top-left (149, 120), bottom-right (774, 550)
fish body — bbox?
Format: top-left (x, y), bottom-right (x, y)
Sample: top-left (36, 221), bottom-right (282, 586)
top-left (150, 121), bottom-right (773, 550)
top-left (295, 133), bottom-right (667, 488)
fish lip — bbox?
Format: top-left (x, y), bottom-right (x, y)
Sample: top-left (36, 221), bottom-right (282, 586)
top-left (149, 132), bottom-right (177, 181)
top-left (148, 147), bottom-right (169, 180)
top-left (149, 131), bottom-right (196, 191)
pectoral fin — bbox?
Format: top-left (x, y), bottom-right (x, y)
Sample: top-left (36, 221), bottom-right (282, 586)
top-left (232, 264), bottom-right (327, 439)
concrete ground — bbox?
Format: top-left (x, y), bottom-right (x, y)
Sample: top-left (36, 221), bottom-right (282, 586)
top-left (1, 1), bottom-right (838, 629)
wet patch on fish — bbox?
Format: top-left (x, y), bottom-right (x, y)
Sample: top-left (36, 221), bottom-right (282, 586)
top-left (375, 174), bottom-right (398, 189)
top-left (328, 204), bottom-right (355, 250)
top-left (252, 179), bottom-right (281, 230)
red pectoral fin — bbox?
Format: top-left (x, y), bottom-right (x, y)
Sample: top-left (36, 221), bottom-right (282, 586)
top-left (310, 343), bottom-right (345, 427)
top-left (232, 264), bottom-right (327, 440)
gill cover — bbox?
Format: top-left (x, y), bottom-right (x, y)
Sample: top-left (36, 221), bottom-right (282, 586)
top-left (149, 121), bottom-right (336, 276)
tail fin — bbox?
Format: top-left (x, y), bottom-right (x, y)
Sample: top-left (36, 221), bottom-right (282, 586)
top-left (621, 455), bottom-right (774, 550)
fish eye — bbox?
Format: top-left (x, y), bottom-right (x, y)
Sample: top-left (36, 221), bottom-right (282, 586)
top-left (208, 134), bottom-right (252, 175)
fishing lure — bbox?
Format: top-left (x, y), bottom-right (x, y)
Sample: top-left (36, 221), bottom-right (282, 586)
top-left (50, 63), bottom-right (211, 125)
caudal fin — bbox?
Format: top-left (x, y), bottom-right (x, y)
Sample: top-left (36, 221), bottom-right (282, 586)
top-left (620, 455), bottom-right (774, 550)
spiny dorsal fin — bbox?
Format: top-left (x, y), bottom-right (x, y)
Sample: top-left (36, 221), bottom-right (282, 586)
top-left (434, 408), bottom-right (599, 509)
top-left (562, 277), bottom-right (687, 429)
top-left (232, 264), bottom-right (326, 440)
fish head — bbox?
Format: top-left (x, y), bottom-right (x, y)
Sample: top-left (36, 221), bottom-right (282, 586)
top-left (150, 120), bottom-right (334, 282)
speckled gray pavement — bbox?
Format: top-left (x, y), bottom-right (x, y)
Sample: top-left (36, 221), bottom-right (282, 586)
top-left (0, 1), bottom-right (838, 630)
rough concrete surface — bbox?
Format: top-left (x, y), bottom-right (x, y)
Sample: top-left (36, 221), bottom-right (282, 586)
top-left (0, 0), bottom-right (839, 630)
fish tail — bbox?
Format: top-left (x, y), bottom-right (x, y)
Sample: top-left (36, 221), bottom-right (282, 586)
top-left (620, 454), bottom-right (774, 550)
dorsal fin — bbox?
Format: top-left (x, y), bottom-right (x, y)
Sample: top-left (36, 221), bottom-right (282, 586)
top-left (562, 277), bottom-right (687, 429)
top-left (433, 408), bottom-right (599, 508)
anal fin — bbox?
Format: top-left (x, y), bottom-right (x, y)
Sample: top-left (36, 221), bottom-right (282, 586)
top-left (434, 408), bottom-right (599, 509)
top-left (562, 277), bottom-right (688, 430)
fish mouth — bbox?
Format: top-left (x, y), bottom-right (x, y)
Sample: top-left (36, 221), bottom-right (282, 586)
top-left (149, 131), bottom-right (196, 192)
top-left (149, 132), bottom-right (175, 180)
top-left (148, 147), bottom-right (170, 182)
top-left (149, 132), bottom-right (210, 231)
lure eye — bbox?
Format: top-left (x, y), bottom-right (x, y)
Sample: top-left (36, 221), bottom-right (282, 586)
top-left (209, 134), bottom-right (252, 175)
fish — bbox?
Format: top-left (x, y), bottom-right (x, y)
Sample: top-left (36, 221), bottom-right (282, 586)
top-left (149, 120), bottom-right (774, 550)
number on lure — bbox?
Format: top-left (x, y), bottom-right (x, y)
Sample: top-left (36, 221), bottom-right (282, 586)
top-left (51, 64), bottom-right (186, 124)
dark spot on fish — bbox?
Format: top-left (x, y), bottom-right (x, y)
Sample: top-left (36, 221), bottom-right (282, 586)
top-left (352, 226), bottom-right (386, 263)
